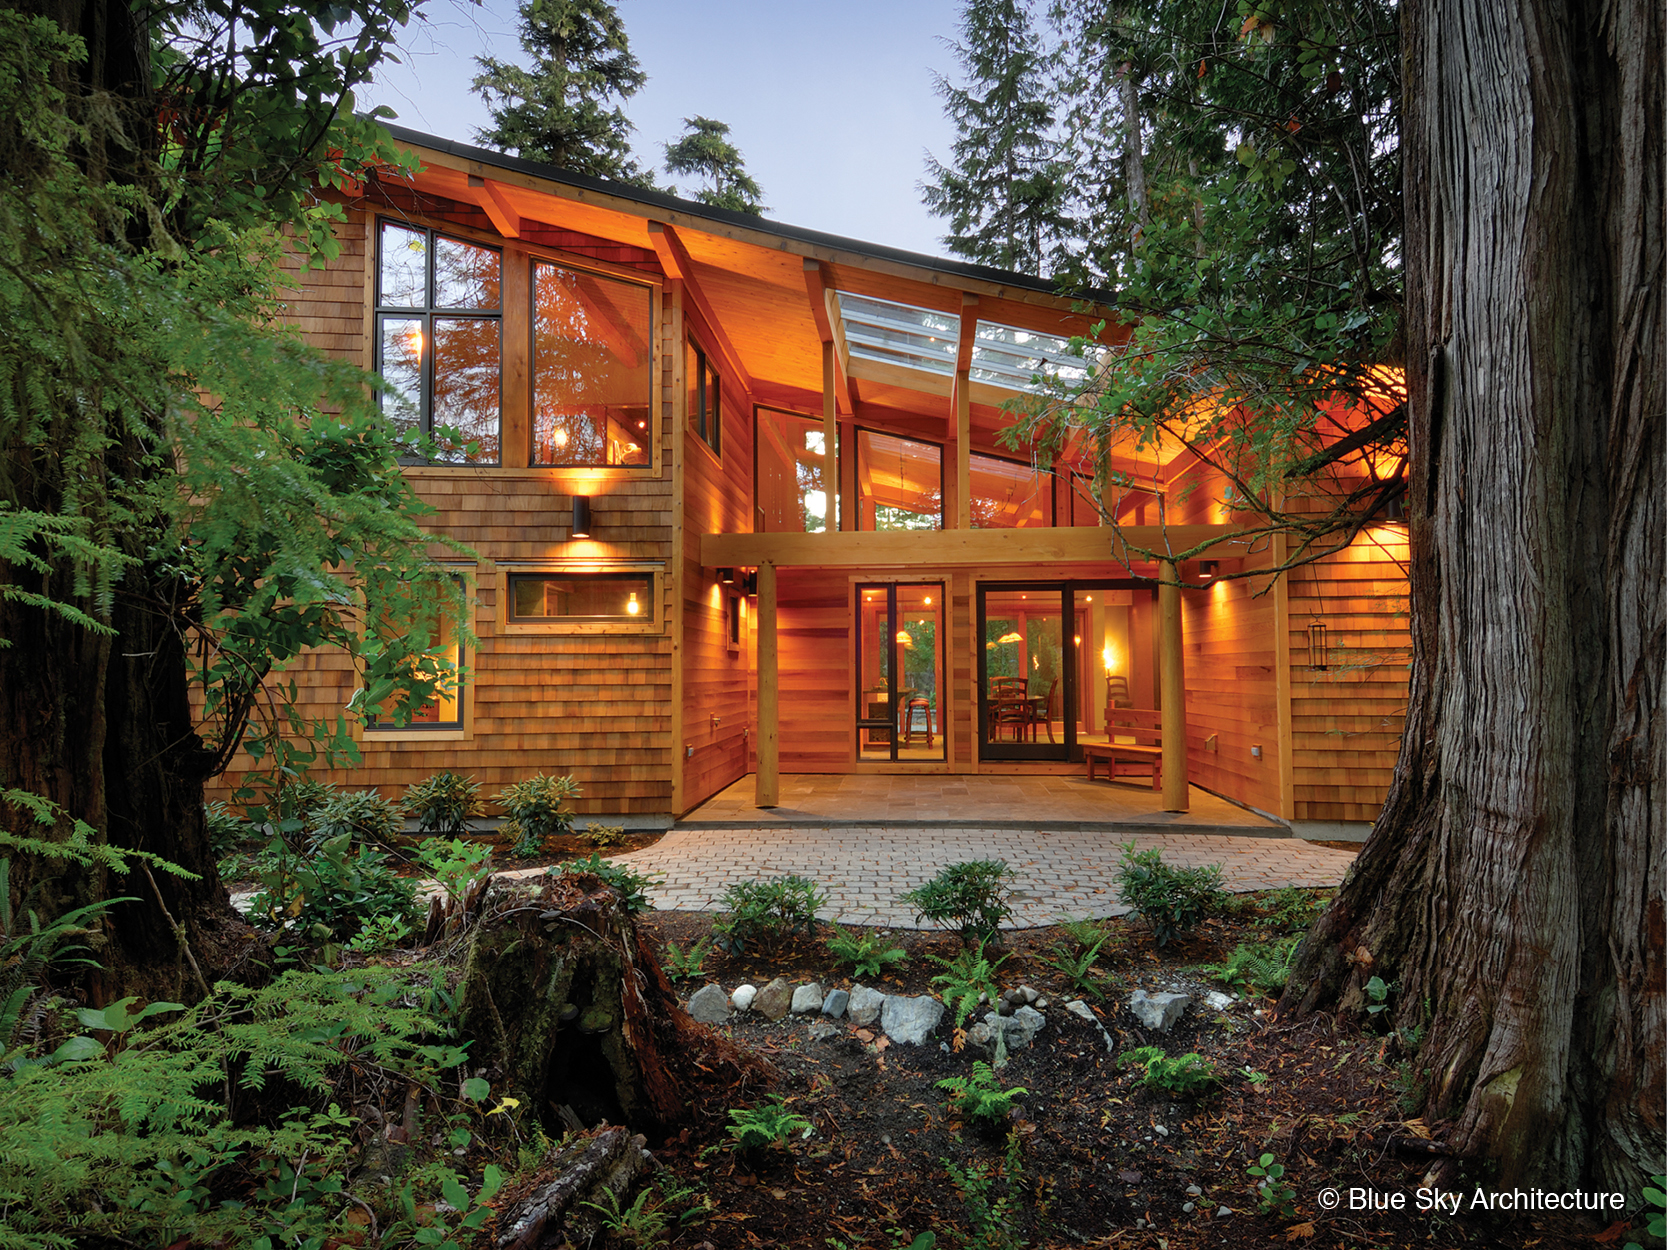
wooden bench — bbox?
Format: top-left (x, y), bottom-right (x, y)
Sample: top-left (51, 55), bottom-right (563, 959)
top-left (1082, 708), bottom-right (1164, 789)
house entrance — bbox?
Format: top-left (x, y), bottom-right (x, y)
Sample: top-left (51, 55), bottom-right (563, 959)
top-left (977, 581), bottom-right (1155, 761)
top-left (856, 582), bottom-right (945, 762)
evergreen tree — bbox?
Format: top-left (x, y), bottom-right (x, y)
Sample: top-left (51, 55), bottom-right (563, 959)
top-left (473, 0), bottom-right (654, 186)
top-left (921, 0), bottom-right (1070, 275)
top-left (663, 117), bottom-right (767, 215)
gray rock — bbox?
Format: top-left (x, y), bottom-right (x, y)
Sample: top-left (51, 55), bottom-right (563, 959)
top-left (1036, 998), bottom-right (1049, 1009)
top-left (806, 1020), bottom-right (839, 1042)
top-left (754, 977), bottom-right (794, 1022)
top-left (880, 994), bottom-right (945, 1045)
top-left (847, 984), bottom-right (887, 1026)
top-left (1216, 1207), bottom-right (1233, 1218)
top-left (1006, 1005), bottom-right (1047, 1049)
top-left (1018, 985), bottom-right (1039, 1004)
top-left (791, 982), bottom-right (825, 1015)
top-left (965, 1017), bottom-right (997, 1048)
top-left (1064, 999), bottom-right (1097, 1022)
top-left (731, 984), bottom-right (758, 1012)
top-left (1183, 1202), bottom-right (1196, 1214)
top-left (1186, 1184), bottom-right (1203, 1196)
top-left (822, 988), bottom-right (850, 1019)
top-left (1128, 989), bottom-right (1191, 1032)
top-left (1204, 990), bottom-right (1234, 1012)
top-left (686, 983), bottom-right (730, 1024)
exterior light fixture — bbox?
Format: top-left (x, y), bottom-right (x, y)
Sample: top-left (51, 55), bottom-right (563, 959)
top-left (1309, 622), bottom-right (1329, 670)
top-left (571, 496), bottom-right (592, 538)
top-left (1199, 561), bottom-right (1218, 577)
top-left (742, 570), bottom-right (758, 596)
top-left (626, 592), bottom-right (641, 616)
top-left (718, 567), bottom-right (735, 584)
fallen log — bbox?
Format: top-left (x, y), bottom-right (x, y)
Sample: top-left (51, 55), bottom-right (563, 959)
top-left (494, 1125), bottom-right (653, 1250)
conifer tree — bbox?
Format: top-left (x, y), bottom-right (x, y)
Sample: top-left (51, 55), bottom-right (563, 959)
top-left (921, 0), bottom-right (1069, 275)
top-left (473, 0), bottom-right (654, 186)
top-left (663, 116), bottom-right (767, 215)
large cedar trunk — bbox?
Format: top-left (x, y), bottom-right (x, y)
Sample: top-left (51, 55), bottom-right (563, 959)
top-left (1281, 0), bottom-right (1664, 1192)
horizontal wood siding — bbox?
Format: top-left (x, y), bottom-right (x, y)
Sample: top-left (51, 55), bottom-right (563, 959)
top-left (777, 571), bottom-right (852, 771)
top-left (207, 206), bottom-right (677, 816)
top-left (1181, 576), bottom-right (1281, 814)
top-left (1287, 529), bottom-right (1410, 822)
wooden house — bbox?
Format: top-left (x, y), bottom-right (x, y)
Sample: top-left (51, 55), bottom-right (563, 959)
top-left (221, 124), bottom-right (1409, 838)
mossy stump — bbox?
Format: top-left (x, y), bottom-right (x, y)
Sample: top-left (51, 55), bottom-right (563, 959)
top-left (459, 872), bottom-right (767, 1138)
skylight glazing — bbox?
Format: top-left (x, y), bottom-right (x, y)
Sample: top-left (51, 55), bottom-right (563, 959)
top-left (970, 321), bottom-right (1098, 392)
top-left (836, 292), bottom-right (959, 376)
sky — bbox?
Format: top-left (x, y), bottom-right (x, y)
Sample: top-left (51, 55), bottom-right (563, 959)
top-left (357, 0), bottom-right (966, 259)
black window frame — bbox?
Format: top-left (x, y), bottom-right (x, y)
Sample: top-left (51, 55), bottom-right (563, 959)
top-left (687, 337), bottom-right (721, 457)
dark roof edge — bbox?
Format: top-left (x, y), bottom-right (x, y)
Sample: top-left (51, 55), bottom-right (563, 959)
top-left (377, 122), bottom-right (1116, 311)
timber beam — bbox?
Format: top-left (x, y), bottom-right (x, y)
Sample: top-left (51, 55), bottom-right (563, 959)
top-left (467, 174), bottom-right (522, 238)
top-left (648, 221), bottom-right (757, 400)
top-left (702, 525), bottom-right (1252, 569)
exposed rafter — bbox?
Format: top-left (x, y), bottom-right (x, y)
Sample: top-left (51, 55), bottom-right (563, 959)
top-left (648, 221), bottom-right (755, 400)
top-left (802, 260), bottom-right (856, 413)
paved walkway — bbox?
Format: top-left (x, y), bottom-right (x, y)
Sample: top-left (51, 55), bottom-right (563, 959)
top-left (599, 824), bottom-right (1358, 929)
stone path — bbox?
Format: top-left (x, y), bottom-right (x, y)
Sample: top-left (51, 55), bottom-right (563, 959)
top-left (590, 824), bottom-right (1358, 929)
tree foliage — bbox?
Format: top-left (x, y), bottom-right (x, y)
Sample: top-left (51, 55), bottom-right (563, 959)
top-left (922, 0), bottom-right (1070, 275)
top-left (0, 1), bottom-right (471, 947)
top-left (472, 0), bottom-right (656, 186)
top-left (663, 116), bottom-right (767, 215)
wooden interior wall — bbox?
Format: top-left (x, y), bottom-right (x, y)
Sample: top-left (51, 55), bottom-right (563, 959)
top-left (676, 349), bottom-right (755, 812)
top-left (205, 205), bottom-right (679, 816)
top-left (1286, 527), bottom-right (1410, 822)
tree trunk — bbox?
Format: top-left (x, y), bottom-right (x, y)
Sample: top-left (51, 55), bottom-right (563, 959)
top-left (460, 873), bottom-right (771, 1139)
top-left (1282, 0), bottom-right (1664, 1194)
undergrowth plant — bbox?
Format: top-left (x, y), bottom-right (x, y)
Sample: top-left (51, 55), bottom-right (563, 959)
top-left (712, 875), bottom-right (828, 955)
top-left (944, 1133), bottom-right (1028, 1250)
top-left (1114, 842), bottom-right (1224, 947)
top-left (403, 771), bottom-right (483, 839)
top-left (1621, 1175), bottom-right (1665, 1250)
top-left (583, 822), bottom-right (630, 849)
top-left (203, 801), bottom-right (251, 857)
top-left (1198, 937), bottom-right (1301, 998)
top-left (415, 837), bottom-right (495, 912)
top-left (1256, 886), bottom-right (1329, 933)
top-left (496, 773), bottom-right (580, 858)
top-left (309, 788), bottom-right (404, 851)
top-left (250, 831), bottom-right (419, 940)
top-left (1121, 1046), bottom-right (1220, 1097)
top-left (826, 925), bottom-right (909, 978)
top-left (725, 1096), bottom-right (813, 1154)
top-left (661, 935), bottom-right (713, 983)
top-left (898, 859), bottom-right (1014, 944)
top-left (554, 853), bottom-right (658, 915)
top-left (1037, 932), bottom-right (1108, 1000)
top-left (388, 1164), bottom-right (505, 1250)
top-left (938, 1061), bottom-right (1027, 1125)
top-left (582, 1183), bottom-right (671, 1247)
top-left (1247, 1152), bottom-right (1298, 1219)
top-left (929, 940), bottom-right (1008, 1028)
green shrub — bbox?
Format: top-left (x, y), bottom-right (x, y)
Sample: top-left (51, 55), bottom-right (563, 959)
top-left (495, 773), bottom-right (581, 858)
top-left (937, 1061), bottom-right (1027, 1125)
top-left (1198, 937), bottom-right (1301, 998)
top-left (0, 966), bottom-right (465, 1250)
top-left (249, 832), bottom-right (419, 940)
top-left (661, 935), bottom-right (713, 983)
top-left (898, 859), bottom-right (1014, 944)
top-left (826, 925), bottom-right (909, 978)
top-left (928, 940), bottom-right (1008, 1028)
top-left (203, 801), bottom-right (252, 857)
top-left (0, 859), bottom-right (127, 1055)
top-left (1114, 842), bottom-right (1224, 946)
top-left (711, 875), bottom-right (828, 956)
top-left (1120, 1046), bottom-right (1220, 1097)
top-left (1256, 886), bottom-right (1329, 933)
top-left (403, 771), bottom-right (483, 839)
top-left (1037, 932), bottom-right (1109, 1000)
top-left (725, 1096), bottom-right (812, 1153)
top-left (583, 821), bottom-right (630, 849)
top-left (309, 788), bottom-right (404, 851)
top-left (415, 837), bottom-right (495, 912)
top-left (553, 853), bottom-right (659, 915)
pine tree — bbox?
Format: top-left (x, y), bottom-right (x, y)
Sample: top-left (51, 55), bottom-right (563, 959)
top-left (663, 117), bottom-right (767, 215)
top-left (472, 0), bottom-right (654, 186)
top-left (921, 0), bottom-right (1069, 275)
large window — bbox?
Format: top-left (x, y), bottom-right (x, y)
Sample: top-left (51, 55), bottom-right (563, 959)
top-left (533, 261), bottom-right (653, 466)
top-left (376, 221), bottom-right (502, 464)
top-left (858, 430), bottom-right (941, 530)
top-left (365, 575), bottom-right (469, 736)
top-left (686, 339), bottom-right (721, 456)
top-left (757, 408), bottom-right (838, 532)
top-left (969, 452), bottom-right (1052, 528)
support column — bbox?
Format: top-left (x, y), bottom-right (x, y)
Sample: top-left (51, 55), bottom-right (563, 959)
top-left (755, 561), bottom-right (779, 807)
top-left (954, 370), bottom-right (971, 529)
top-left (1159, 560), bottom-right (1189, 812)
top-left (823, 341), bottom-right (840, 532)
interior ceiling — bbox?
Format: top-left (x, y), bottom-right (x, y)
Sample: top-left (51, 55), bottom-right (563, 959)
top-left (397, 146), bottom-right (1182, 475)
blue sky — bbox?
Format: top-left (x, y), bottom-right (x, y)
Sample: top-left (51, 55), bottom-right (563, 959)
top-left (357, 0), bottom-right (965, 258)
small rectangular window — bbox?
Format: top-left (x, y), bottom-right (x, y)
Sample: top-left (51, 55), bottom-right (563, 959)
top-left (365, 577), bottom-right (468, 735)
top-left (686, 339), bottom-right (721, 456)
top-left (726, 594), bottom-right (742, 649)
top-left (508, 572), bottom-right (655, 624)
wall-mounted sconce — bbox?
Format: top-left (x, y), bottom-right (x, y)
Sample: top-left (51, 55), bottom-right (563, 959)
top-left (1308, 622), bottom-right (1329, 670)
top-left (742, 570), bottom-right (758, 596)
top-left (570, 495), bottom-right (592, 538)
top-left (718, 567), bottom-right (735, 584)
top-left (1199, 560), bottom-right (1218, 578)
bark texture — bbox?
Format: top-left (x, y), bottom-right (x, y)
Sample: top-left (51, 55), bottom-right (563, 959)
top-left (1282, 0), bottom-right (1664, 1192)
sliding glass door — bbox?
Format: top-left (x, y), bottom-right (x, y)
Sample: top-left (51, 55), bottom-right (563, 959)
top-left (856, 582), bottom-right (945, 762)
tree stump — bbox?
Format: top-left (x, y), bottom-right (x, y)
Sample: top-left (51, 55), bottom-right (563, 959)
top-left (459, 872), bottom-right (768, 1138)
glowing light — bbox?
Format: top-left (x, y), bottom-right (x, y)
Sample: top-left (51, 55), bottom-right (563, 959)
top-left (896, 629), bottom-right (913, 646)
top-left (553, 427), bottom-right (569, 448)
top-left (626, 592), bottom-right (641, 616)
top-left (923, 596), bottom-right (932, 605)
top-left (997, 631), bottom-right (1023, 644)
top-left (404, 325), bottom-right (424, 355)
top-left (1103, 644), bottom-right (1117, 672)
top-left (1074, 635), bottom-right (1082, 645)
top-left (1032, 655), bottom-right (1040, 669)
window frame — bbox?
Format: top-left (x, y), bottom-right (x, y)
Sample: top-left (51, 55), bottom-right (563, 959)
top-left (374, 219), bottom-right (504, 467)
top-left (686, 337), bottom-right (722, 459)
top-left (855, 426), bottom-right (945, 531)
top-left (967, 448), bottom-right (1056, 529)
top-left (495, 561), bottom-right (664, 636)
top-left (360, 565), bottom-right (477, 743)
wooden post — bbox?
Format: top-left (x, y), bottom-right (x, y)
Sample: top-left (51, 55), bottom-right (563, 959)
top-left (954, 370), bottom-right (971, 530)
top-left (823, 341), bottom-right (839, 533)
top-left (1158, 560), bottom-right (1189, 812)
top-left (755, 561), bottom-right (779, 807)
top-left (1270, 532), bottom-right (1296, 820)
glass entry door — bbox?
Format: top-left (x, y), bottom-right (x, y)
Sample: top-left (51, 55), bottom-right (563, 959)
top-left (857, 583), bottom-right (945, 762)
top-left (977, 583), bottom-right (1073, 760)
